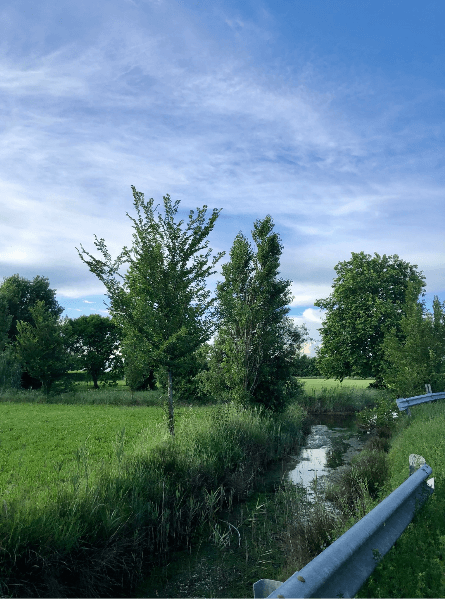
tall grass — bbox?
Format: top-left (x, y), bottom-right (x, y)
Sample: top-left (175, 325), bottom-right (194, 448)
top-left (299, 381), bottom-right (382, 413)
top-left (0, 400), bottom-right (307, 597)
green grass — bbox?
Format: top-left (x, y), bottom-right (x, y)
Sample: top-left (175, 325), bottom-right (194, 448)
top-left (298, 377), bottom-right (376, 391)
top-left (0, 396), bottom-right (308, 598)
top-left (297, 377), bottom-right (381, 413)
top-left (356, 399), bottom-right (445, 598)
top-left (0, 402), bottom-right (212, 509)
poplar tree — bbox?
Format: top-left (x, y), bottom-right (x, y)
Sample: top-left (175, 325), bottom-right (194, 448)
top-left (77, 187), bottom-right (224, 435)
top-left (208, 216), bottom-right (305, 411)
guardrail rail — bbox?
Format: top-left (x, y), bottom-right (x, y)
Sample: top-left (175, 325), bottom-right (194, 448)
top-left (396, 390), bottom-right (445, 414)
top-left (254, 455), bottom-right (434, 599)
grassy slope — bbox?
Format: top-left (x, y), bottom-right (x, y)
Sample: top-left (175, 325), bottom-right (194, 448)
top-left (356, 400), bottom-right (445, 598)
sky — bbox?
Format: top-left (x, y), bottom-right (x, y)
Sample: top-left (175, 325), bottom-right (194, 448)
top-left (0, 0), bottom-right (444, 355)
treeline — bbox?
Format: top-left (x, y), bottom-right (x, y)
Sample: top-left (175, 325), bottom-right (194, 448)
top-left (1, 188), bottom-right (444, 428)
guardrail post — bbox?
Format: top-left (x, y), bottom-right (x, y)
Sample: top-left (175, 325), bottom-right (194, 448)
top-left (409, 453), bottom-right (426, 476)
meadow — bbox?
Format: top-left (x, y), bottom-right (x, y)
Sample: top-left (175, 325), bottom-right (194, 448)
top-left (1, 381), bottom-right (438, 598)
top-left (0, 390), bottom-right (308, 597)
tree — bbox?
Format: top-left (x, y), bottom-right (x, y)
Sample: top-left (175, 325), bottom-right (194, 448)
top-left (77, 186), bottom-right (224, 435)
top-left (15, 301), bottom-right (71, 394)
top-left (382, 283), bottom-right (445, 397)
top-left (0, 274), bottom-right (64, 388)
top-left (315, 252), bottom-right (426, 385)
top-left (208, 216), bottom-right (306, 411)
top-left (293, 354), bottom-right (321, 377)
top-left (0, 274), bottom-right (63, 343)
top-left (66, 314), bottom-right (123, 389)
top-left (121, 331), bottom-right (157, 393)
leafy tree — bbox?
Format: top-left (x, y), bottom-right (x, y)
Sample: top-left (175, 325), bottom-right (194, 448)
top-left (77, 186), bottom-right (224, 435)
top-left (293, 354), bottom-right (321, 377)
top-left (207, 217), bottom-right (306, 411)
top-left (0, 274), bottom-right (63, 342)
top-left (15, 301), bottom-right (71, 394)
top-left (0, 296), bottom-right (12, 353)
top-left (0, 274), bottom-right (64, 388)
top-left (65, 314), bottom-right (123, 389)
top-left (315, 252), bottom-right (425, 386)
top-left (121, 330), bottom-right (157, 393)
top-left (382, 284), bottom-right (445, 397)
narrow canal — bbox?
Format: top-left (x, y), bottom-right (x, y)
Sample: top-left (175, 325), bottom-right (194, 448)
top-left (137, 412), bottom-right (371, 598)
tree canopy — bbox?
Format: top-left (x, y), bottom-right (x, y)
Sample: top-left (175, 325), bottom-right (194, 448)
top-left (315, 251), bottom-right (426, 385)
top-left (15, 301), bottom-right (70, 393)
top-left (65, 314), bottom-right (123, 389)
top-left (0, 274), bottom-right (63, 343)
top-left (206, 216), bottom-right (307, 411)
top-left (77, 186), bottom-right (224, 434)
top-left (382, 284), bottom-right (445, 396)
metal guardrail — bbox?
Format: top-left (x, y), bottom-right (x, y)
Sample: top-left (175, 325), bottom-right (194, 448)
top-left (254, 456), bottom-right (434, 599)
top-left (396, 391), bottom-right (445, 413)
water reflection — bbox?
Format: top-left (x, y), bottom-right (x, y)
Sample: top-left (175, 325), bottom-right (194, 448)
top-left (287, 418), bottom-right (366, 501)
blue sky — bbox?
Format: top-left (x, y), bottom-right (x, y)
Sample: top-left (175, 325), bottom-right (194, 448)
top-left (0, 0), bottom-right (444, 355)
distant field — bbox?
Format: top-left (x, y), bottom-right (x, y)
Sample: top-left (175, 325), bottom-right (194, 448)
top-left (299, 378), bottom-right (375, 393)
top-left (0, 403), bottom-right (211, 508)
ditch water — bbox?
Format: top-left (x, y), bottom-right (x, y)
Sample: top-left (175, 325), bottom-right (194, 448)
top-left (276, 413), bottom-right (369, 500)
top-left (137, 413), bottom-right (372, 598)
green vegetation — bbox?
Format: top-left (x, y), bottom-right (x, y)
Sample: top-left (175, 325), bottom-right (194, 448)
top-left (298, 377), bottom-right (380, 413)
top-left (143, 396), bottom-right (444, 599)
top-left (65, 314), bottom-right (123, 389)
top-left (315, 251), bottom-right (426, 386)
top-left (382, 286), bottom-right (445, 396)
top-left (78, 187), bottom-right (224, 435)
top-left (356, 400), bottom-right (444, 598)
top-left (204, 216), bottom-right (307, 412)
top-left (0, 395), bottom-right (307, 597)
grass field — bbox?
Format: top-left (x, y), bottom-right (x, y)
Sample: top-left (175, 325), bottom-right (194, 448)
top-left (298, 377), bottom-right (375, 392)
top-left (0, 395), bottom-right (308, 597)
top-left (0, 402), bottom-right (212, 509)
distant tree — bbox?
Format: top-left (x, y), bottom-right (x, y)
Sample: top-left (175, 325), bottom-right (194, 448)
top-left (0, 274), bottom-right (63, 342)
top-left (121, 331), bottom-right (157, 392)
top-left (293, 354), bottom-right (321, 377)
top-left (66, 314), bottom-right (123, 389)
top-left (77, 186), bottom-right (224, 435)
top-left (0, 274), bottom-right (64, 388)
top-left (15, 301), bottom-right (71, 394)
top-left (0, 296), bottom-right (12, 353)
top-left (315, 252), bottom-right (426, 386)
top-left (207, 217), bottom-right (306, 411)
top-left (382, 284), bottom-right (445, 397)
top-left (0, 296), bottom-right (21, 390)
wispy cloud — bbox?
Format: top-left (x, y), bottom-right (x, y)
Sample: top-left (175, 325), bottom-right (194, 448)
top-left (0, 0), bottom-right (443, 324)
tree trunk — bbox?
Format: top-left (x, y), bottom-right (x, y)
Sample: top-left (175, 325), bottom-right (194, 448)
top-left (167, 369), bottom-right (175, 436)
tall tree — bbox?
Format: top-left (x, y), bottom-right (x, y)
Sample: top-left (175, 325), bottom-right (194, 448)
top-left (209, 216), bottom-right (306, 411)
top-left (315, 252), bottom-right (426, 385)
top-left (77, 186), bottom-right (224, 435)
top-left (0, 274), bottom-right (63, 342)
top-left (15, 301), bottom-right (71, 394)
top-left (66, 314), bottom-right (123, 389)
top-left (382, 284), bottom-right (445, 396)
top-left (0, 274), bottom-right (64, 388)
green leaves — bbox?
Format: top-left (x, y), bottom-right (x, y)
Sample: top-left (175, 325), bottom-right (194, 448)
top-left (382, 286), bottom-right (445, 396)
top-left (15, 301), bottom-right (71, 394)
top-left (211, 216), bottom-right (306, 411)
top-left (65, 314), bottom-right (123, 389)
top-left (315, 252), bottom-right (426, 384)
top-left (78, 187), bottom-right (224, 434)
